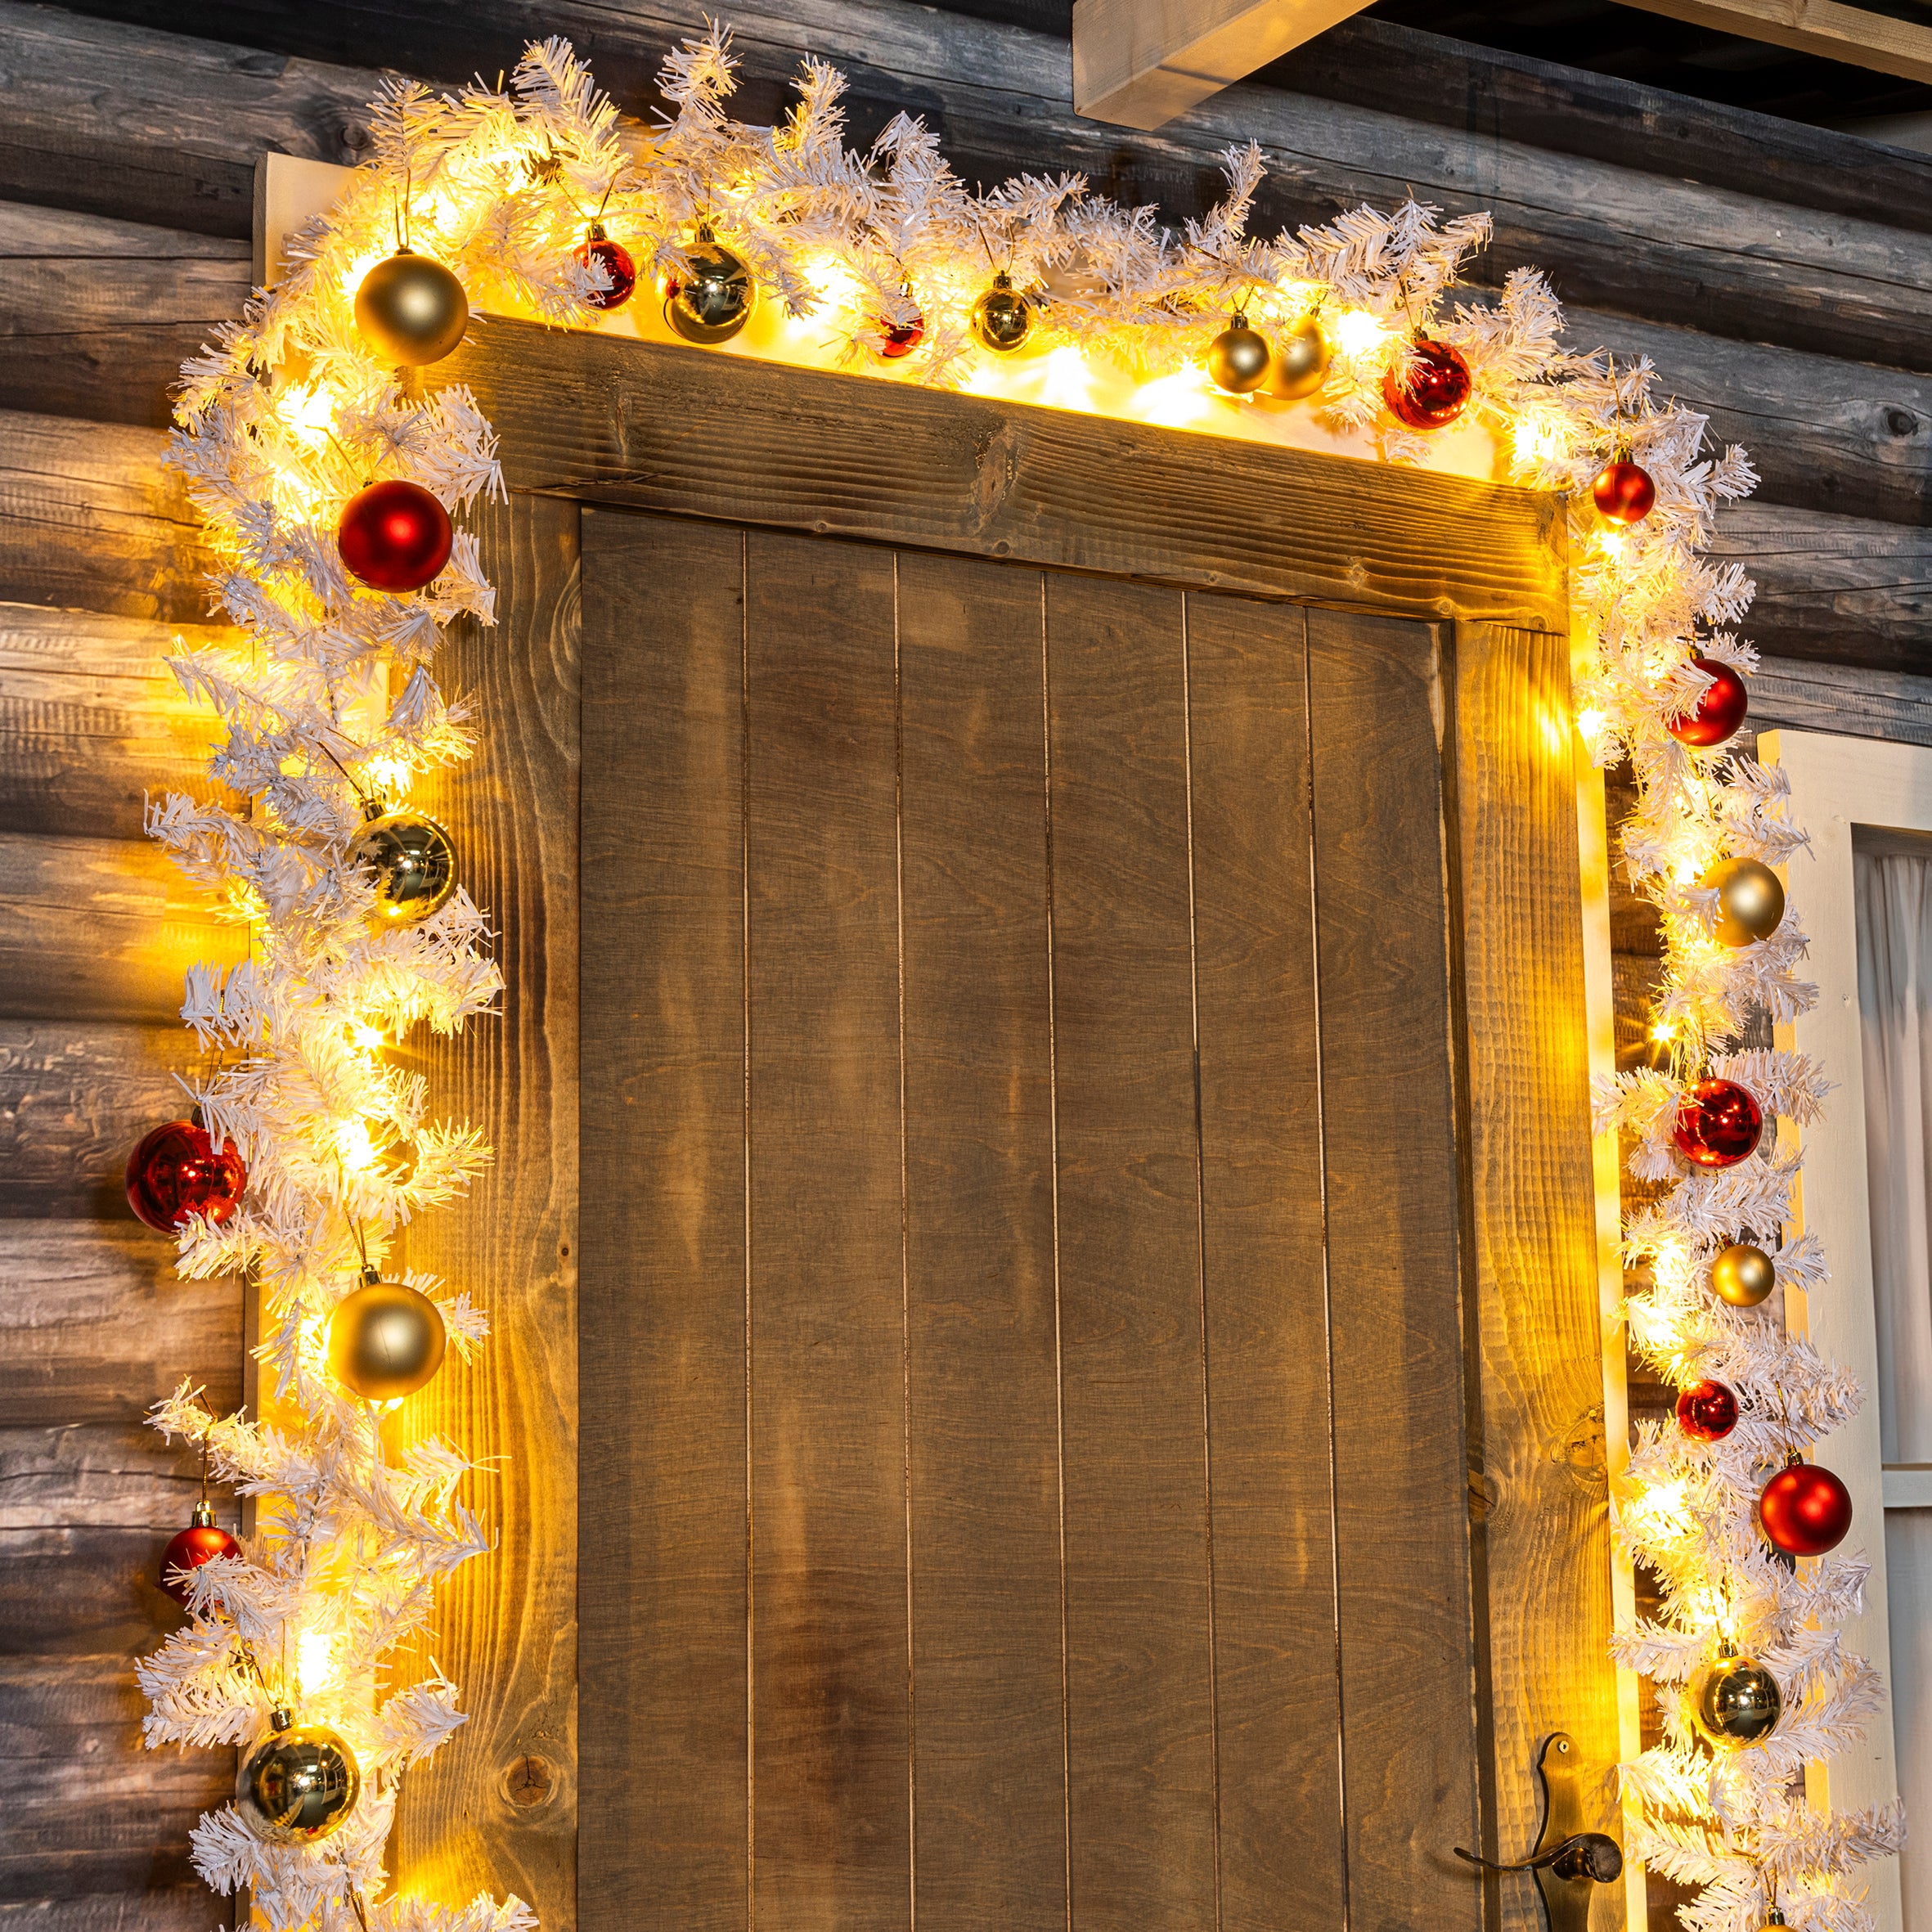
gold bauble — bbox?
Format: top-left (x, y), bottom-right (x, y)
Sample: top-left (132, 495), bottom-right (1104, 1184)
top-left (238, 1710), bottom-right (360, 1844)
top-left (1704, 856), bottom-right (1786, 946)
top-left (353, 249), bottom-right (470, 366)
top-left (1206, 314), bottom-right (1271, 394)
top-left (1695, 1643), bottom-right (1781, 1748)
top-left (353, 807), bottom-right (456, 927)
top-left (664, 238), bottom-right (755, 345)
top-left (327, 1271), bottom-right (447, 1402)
top-left (970, 272), bottom-right (1034, 353)
top-left (1712, 1241), bottom-right (1776, 1308)
top-left (1264, 313), bottom-right (1332, 400)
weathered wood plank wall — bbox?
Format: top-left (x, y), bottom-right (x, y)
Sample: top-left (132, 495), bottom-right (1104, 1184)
top-left (0, 0), bottom-right (1926, 1925)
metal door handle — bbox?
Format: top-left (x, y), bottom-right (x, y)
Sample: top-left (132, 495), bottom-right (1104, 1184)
top-left (1454, 1832), bottom-right (1623, 1882)
top-left (1451, 1733), bottom-right (1624, 1932)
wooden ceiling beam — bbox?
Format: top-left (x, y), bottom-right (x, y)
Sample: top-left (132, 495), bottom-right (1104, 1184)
top-left (1071, 0), bottom-right (1370, 129)
top-left (1613, 0), bottom-right (1932, 86)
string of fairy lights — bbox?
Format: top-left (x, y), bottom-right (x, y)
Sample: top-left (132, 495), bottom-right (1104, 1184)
top-left (125, 25), bottom-right (1898, 1932)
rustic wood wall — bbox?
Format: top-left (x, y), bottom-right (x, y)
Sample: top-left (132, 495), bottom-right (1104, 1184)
top-left (0, 0), bottom-right (1927, 1925)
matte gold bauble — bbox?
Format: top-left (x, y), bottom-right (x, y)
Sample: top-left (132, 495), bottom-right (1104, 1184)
top-left (353, 806), bottom-right (456, 927)
top-left (1206, 312), bottom-right (1271, 394)
top-left (1264, 312), bottom-right (1332, 400)
top-left (238, 1709), bottom-right (360, 1844)
top-left (1695, 1642), bottom-right (1781, 1748)
top-left (353, 249), bottom-right (470, 366)
top-left (1704, 856), bottom-right (1786, 947)
top-left (664, 236), bottom-right (755, 345)
top-left (970, 272), bottom-right (1034, 353)
top-left (326, 1269), bottom-right (447, 1402)
top-left (1712, 1241), bottom-right (1776, 1308)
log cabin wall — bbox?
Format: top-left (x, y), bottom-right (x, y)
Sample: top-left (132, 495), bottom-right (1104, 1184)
top-left (0, 0), bottom-right (1926, 1925)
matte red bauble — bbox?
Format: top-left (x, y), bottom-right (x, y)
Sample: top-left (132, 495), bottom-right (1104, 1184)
top-left (125, 1120), bottom-right (246, 1232)
top-left (1668, 656), bottom-right (1749, 747)
top-left (877, 312), bottom-right (924, 359)
top-left (1674, 1079), bottom-right (1763, 1169)
top-left (160, 1501), bottom-right (240, 1607)
top-left (1759, 1460), bottom-right (1853, 1557)
top-left (1382, 337), bottom-right (1471, 430)
top-left (576, 224), bottom-right (636, 310)
top-left (1676, 1379), bottom-right (1739, 1441)
top-left (1593, 458), bottom-right (1656, 523)
top-left (338, 479), bottom-right (452, 594)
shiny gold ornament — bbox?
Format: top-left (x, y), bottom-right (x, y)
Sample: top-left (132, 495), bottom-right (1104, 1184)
top-left (326, 1269), bottom-right (447, 1402)
top-left (1695, 1641), bottom-right (1781, 1748)
top-left (353, 806), bottom-right (456, 927)
top-left (1703, 856), bottom-right (1786, 946)
top-left (1263, 312), bottom-right (1332, 401)
top-left (970, 272), bottom-right (1034, 353)
top-left (1206, 312), bottom-right (1271, 394)
top-left (1712, 1241), bottom-right (1776, 1308)
top-left (238, 1708), bottom-right (360, 1844)
top-left (664, 234), bottom-right (755, 345)
top-left (353, 249), bottom-right (470, 366)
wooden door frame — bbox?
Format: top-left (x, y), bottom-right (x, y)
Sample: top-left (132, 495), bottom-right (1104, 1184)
top-left (401, 320), bottom-right (1611, 1932)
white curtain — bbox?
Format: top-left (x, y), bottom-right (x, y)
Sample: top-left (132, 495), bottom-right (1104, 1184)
top-left (1856, 848), bottom-right (1932, 1466)
top-left (1856, 847), bottom-right (1932, 1932)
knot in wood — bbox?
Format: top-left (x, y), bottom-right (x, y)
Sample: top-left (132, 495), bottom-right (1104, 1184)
top-left (502, 1752), bottom-right (558, 1809)
top-left (1552, 1406), bottom-right (1606, 1494)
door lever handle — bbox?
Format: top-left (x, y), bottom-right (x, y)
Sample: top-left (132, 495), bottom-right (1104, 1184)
top-left (1451, 1733), bottom-right (1624, 1932)
top-left (1454, 1833), bottom-right (1623, 1883)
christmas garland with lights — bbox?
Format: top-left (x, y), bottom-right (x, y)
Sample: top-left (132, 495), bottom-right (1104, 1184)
top-left (133, 26), bottom-right (1902, 1932)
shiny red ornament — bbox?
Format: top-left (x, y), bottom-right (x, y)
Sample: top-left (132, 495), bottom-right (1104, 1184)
top-left (125, 1119), bottom-right (246, 1232)
top-left (1668, 655), bottom-right (1749, 747)
top-left (160, 1501), bottom-right (240, 1608)
top-left (337, 479), bottom-right (452, 594)
top-left (1759, 1460), bottom-right (1853, 1557)
top-left (1593, 458), bottom-right (1656, 523)
top-left (876, 312), bottom-right (925, 359)
top-left (1673, 1079), bottom-right (1763, 1169)
top-left (1382, 337), bottom-right (1471, 430)
top-left (575, 224), bottom-right (636, 310)
top-left (1676, 1378), bottom-right (1739, 1441)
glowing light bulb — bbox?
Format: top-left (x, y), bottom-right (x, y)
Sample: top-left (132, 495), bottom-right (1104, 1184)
top-left (1575, 707), bottom-right (1607, 746)
top-left (337, 1117), bottom-right (379, 1175)
top-left (1330, 309), bottom-right (1387, 359)
top-left (296, 1627), bottom-right (336, 1697)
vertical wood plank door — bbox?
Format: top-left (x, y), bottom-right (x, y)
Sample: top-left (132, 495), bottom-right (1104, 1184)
top-left (579, 505), bottom-right (1597, 1932)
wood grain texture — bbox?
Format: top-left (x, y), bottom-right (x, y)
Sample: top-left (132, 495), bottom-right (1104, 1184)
top-left (0, 604), bottom-right (227, 841)
top-left (578, 507), bottom-right (748, 1932)
top-left (1306, 609), bottom-right (1483, 1932)
top-left (896, 551), bottom-right (1066, 1932)
top-left (1451, 622), bottom-right (1621, 1930)
top-left (392, 493), bottom-right (579, 1929)
top-left (0, 830), bottom-right (244, 1023)
top-left (1045, 573), bottom-right (1218, 1932)
top-left (1750, 654), bottom-right (1932, 748)
top-left (1184, 595), bottom-right (1345, 1932)
top-left (448, 321), bottom-right (1567, 636)
top-left (0, 411), bottom-right (213, 626)
top-left (0, 1021), bottom-right (206, 1220)
top-left (0, 1221), bottom-right (238, 1427)
top-left (744, 528), bottom-right (910, 1932)
top-left (0, 203), bottom-right (249, 429)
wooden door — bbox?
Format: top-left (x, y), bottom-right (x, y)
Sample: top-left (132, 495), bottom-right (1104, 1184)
top-left (576, 509), bottom-right (1555, 1932)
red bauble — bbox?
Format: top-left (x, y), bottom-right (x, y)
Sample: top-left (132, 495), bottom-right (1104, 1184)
top-left (337, 480), bottom-right (452, 594)
top-left (877, 312), bottom-right (925, 359)
top-left (125, 1120), bottom-right (246, 1232)
top-left (576, 225), bottom-right (636, 310)
top-left (1382, 337), bottom-right (1471, 430)
top-left (1759, 1461), bottom-right (1853, 1557)
top-left (1676, 1378), bottom-right (1739, 1441)
top-left (1668, 656), bottom-right (1749, 747)
top-left (1674, 1079), bottom-right (1763, 1169)
top-left (1593, 458), bottom-right (1656, 523)
top-left (160, 1502), bottom-right (241, 1608)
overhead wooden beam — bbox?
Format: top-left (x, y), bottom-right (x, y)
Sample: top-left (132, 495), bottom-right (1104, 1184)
top-left (1071, 0), bottom-right (1368, 129)
top-left (1614, 0), bottom-right (1932, 86)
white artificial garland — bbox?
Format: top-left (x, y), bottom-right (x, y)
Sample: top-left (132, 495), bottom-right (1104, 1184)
top-left (138, 26), bottom-right (1901, 1932)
